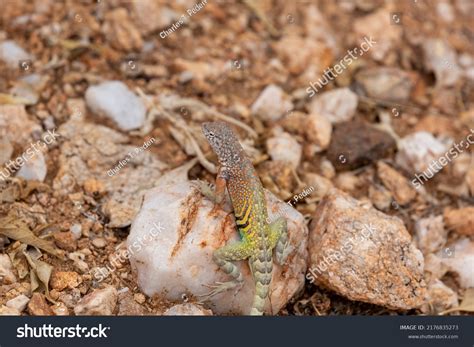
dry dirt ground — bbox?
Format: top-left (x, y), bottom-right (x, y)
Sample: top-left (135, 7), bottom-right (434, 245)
top-left (0, 0), bottom-right (473, 316)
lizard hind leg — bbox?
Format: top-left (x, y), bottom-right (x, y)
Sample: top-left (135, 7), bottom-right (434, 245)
top-left (269, 217), bottom-right (289, 265)
top-left (198, 241), bottom-right (251, 302)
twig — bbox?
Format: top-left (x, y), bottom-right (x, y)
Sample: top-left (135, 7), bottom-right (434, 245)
top-left (137, 89), bottom-right (217, 174)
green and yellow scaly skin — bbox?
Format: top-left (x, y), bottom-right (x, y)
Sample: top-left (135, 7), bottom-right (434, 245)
top-left (199, 121), bottom-right (289, 315)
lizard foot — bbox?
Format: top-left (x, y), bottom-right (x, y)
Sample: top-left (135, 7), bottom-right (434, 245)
top-left (191, 180), bottom-right (216, 202)
top-left (198, 280), bottom-right (243, 302)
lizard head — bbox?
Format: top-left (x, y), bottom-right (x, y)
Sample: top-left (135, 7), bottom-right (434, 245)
top-left (202, 121), bottom-right (244, 167)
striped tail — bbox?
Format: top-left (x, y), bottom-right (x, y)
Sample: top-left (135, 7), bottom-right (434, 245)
top-left (249, 253), bottom-right (273, 315)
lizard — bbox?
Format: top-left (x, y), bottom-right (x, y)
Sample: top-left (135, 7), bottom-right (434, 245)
top-left (196, 121), bottom-right (289, 315)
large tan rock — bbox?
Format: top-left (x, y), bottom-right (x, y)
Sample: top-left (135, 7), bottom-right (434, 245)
top-left (308, 189), bottom-right (427, 310)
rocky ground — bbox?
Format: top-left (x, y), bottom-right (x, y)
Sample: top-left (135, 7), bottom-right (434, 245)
top-left (0, 0), bottom-right (473, 316)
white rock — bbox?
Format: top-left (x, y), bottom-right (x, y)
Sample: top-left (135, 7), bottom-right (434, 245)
top-left (415, 215), bottom-right (447, 254)
top-left (396, 131), bottom-right (448, 174)
top-left (51, 302), bottom-right (69, 316)
top-left (163, 303), bottom-right (213, 316)
top-left (266, 131), bottom-right (302, 169)
top-left (16, 151), bottom-right (47, 182)
top-left (0, 40), bottom-right (32, 68)
top-left (250, 84), bottom-right (293, 122)
top-left (308, 88), bottom-right (358, 124)
top-left (70, 224), bottom-right (82, 240)
top-left (439, 238), bottom-right (474, 289)
top-left (6, 294), bottom-right (30, 312)
top-left (74, 286), bottom-right (118, 315)
top-left (422, 39), bottom-right (461, 88)
top-left (0, 254), bottom-right (16, 284)
top-left (128, 180), bottom-right (308, 315)
top-left (85, 81), bottom-right (146, 131)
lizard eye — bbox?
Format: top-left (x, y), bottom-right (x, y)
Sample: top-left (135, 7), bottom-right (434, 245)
top-left (207, 131), bottom-right (215, 138)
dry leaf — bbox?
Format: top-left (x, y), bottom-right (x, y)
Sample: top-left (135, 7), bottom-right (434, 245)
top-left (0, 213), bottom-right (62, 258)
top-left (8, 243), bottom-right (29, 279)
top-left (24, 251), bottom-right (53, 298)
top-left (440, 288), bottom-right (474, 314)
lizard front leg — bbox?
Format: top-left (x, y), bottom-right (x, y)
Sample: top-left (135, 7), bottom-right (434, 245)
top-left (199, 241), bottom-right (252, 301)
top-left (193, 166), bottom-right (228, 213)
top-left (269, 217), bottom-right (289, 265)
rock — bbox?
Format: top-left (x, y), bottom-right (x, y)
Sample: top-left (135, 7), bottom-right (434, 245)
top-left (51, 302), bottom-right (69, 316)
top-left (68, 252), bottom-right (89, 274)
top-left (0, 254), bottom-right (16, 284)
top-left (70, 224), bottom-right (82, 240)
top-left (250, 84), bottom-right (293, 122)
top-left (163, 303), bottom-right (213, 316)
top-left (0, 305), bottom-right (21, 315)
top-left (53, 232), bottom-right (77, 252)
top-left (273, 34), bottom-right (332, 76)
top-left (28, 293), bottom-right (53, 316)
top-left (92, 237), bottom-right (107, 249)
top-left (353, 7), bottom-right (401, 61)
top-left (173, 58), bottom-right (223, 83)
top-left (305, 113), bottom-right (332, 150)
top-left (308, 189), bottom-right (427, 310)
top-left (266, 131), bottom-right (302, 169)
top-left (424, 253), bottom-right (449, 282)
top-left (437, 1), bottom-right (455, 22)
top-left (0, 105), bottom-right (42, 145)
top-left (443, 207), bottom-right (474, 236)
top-left (50, 271), bottom-right (82, 291)
top-left (132, 2), bottom-right (178, 35)
top-left (395, 131), bottom-right (448, 174)
top-left (334, 172), bottom-right (361, 192)
top-left (118, 291), bottom-right (146, 316)
top-left (6, 294), bottom-right (29, 312)
top-left (422, 39), bottom-right (461, 88)
top-left (355, 67), bottom-right (413, 103)
top-left (415, 215), bottom-right (447, 254)
top-left (103, 8), bottom-right (143, 51)
top-left (54, 119), bottom-right (166, 227)
top-left (303, 173), bottom-right (333, 200)
top-left (85, 81), bottom-right (146, 131)
top-left (128, 180), bottom-right (308, 315)
top-left (377, 162), bottom-right (416, 205)
top-left (439, 238), bottom-right (474, 289)
top-left (0, 40), bottom-right (33, 68)
top-left (425, 279), bottom-right (458, 313)
top-left (16, 151), bottom-right (47, 182)
top-left (307, 88), bottom-right (358, 124)
top-left (74, 286), bottom-right (118, 316)
top-left (327, 121), bottom-right (396, 171)
top-left (134, 293), bottom-right (146, 304)
top-left (0, 138), bottom-right (13, 166)
top-left (368, 185), bottom-right (392, 211)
